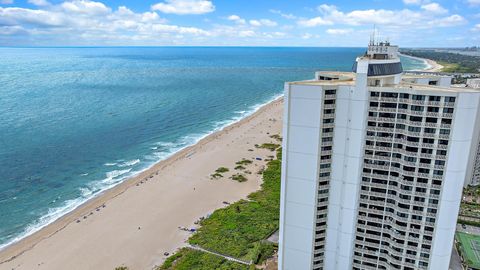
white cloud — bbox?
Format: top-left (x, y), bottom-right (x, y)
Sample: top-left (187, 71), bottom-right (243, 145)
top-left (0, 2), bottom-right (215, 45)
top-left (0, 7), bottom-right (67, 26)
top-left (249, 19), bottom-right (277, 27)
top-left (0, 0), bottom-right (13, 4)
top-left (28, 0), bottom-right (50, 6)
top-left (227, 14), bottom-right (245, 24)
top-left (468, 0), bottom-right (480, 6)
top-left (403, 0), bottom-right (426, 4)
top-left (302, 33), bottom-right (313, 39)
top-left (297, 16), bottom-right (333, 27)
top-left (326, 28), bottom-right (353, 35)
top-left (427, 14), bottom-right (466, 27)
top-left (151, 0), bottom-right (214, 15)
top-left (473, 24), bottom-right (480, 31)
top-left (61, 0), bottom-right (110, 15)
top-left (269, 9), bottom-right (297, 20)
top-left (238, 30), bottom-right (255, 37)
top-left (421, 3), bottom-right (447, 14)
top-left (302, 4), bottom-right (466, 29)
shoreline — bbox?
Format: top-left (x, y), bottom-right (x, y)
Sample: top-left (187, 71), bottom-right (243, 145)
top-left (0, 96), bottom-right (284, 270)
top-left (400, 52), bottom-right (444, 72)
top-left (0, 93), bottom-right (282, 252)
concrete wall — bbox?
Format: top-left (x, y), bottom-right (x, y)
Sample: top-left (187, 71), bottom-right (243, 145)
top-left (324, 60), bottom-right (370, 270)
top-left (279, 83), bottom-right (324, 270)
top-left (430, 92), bottom-right (480, 269)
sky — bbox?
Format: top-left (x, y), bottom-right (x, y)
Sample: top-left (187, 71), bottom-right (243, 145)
top-left (0, 0), bottom-right (479, 47)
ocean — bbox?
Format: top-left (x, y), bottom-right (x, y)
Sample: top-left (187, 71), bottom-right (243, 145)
top-left (0, 47), bottom-right (427, 249)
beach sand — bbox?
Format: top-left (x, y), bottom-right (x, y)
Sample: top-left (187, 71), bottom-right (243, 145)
top-left (421, 58), bottom-right (444, 72)
top-left (400, 53), bottom-right (444, 72)
top-left (0, 98), bottom-right (284, 270)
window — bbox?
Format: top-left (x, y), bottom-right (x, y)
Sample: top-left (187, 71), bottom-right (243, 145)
top-left (445, 97), bottom-right (456, 103)
top-left (412, 95), bottom-right (425, 101)
top-left (325, 89), bottom-right (336, 95)
top-left (411, 105), bottom-right (424, 111)
top-left (443, 108), bottom-right (454, 113)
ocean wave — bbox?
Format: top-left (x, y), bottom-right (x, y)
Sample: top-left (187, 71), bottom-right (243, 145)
top-left (105, 169), bottom-right (132, 181)
top-left (117, 159), bottom-right (140, 168)
top-left (0, 195), bottom-right (90, 250)
top-left (0, 166), bottom-right (137, 251)
top-left (104, 162), bottom-right (117, 166)
top-left (0, 93), bottom-right (284, 251)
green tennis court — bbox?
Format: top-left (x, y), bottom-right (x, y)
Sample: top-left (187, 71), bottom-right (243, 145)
top-left (457, 232), bottom-right (480, 269)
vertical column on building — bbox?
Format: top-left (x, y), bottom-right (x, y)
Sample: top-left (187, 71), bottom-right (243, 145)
top-left (324, 59), bottom-right (370, 269)
top-left (279, 83), bottom-right (324, 270)
top-left (430, 93), bottom-right (480, 269)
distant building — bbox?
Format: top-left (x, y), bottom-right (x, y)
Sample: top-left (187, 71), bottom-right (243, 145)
top-left (467, 78), bottom-right (480, 89)
top-left (279, 41), bottom-right (480, 270)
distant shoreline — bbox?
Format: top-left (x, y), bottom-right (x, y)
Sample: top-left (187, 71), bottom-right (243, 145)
top-left (400, 52), bottom-right (444, 72)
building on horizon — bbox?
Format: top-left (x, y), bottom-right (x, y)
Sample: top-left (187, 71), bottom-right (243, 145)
top-left (279, 41), bottom-right (480, 270)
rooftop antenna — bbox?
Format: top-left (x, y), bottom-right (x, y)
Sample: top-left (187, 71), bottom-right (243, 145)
top-left (369, 25), bottom-right (376, 46)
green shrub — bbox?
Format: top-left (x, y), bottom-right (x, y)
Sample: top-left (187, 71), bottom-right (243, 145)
top-left (236, 159), bottom-right (253, 165)
top-left (235, 165), bottom-right (246, 170)
top-left (216, 167), bottom-right (229, 173)
top-left (231, 174), bottom-right (248, 182)
top-left (211, 173), bottom-right (223, 179)
top-left (158, 248), bottom-right (248, 270)
top-left (257, 143), bottom-right (280, 151)
top-left (189, 149), bottom-right (281, 260)
top-left (269, 134), bottom-right (282, 142)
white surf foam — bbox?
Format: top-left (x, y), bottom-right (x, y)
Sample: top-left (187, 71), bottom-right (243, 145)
top-left (117, 159), bottom-right (140, 168)
top-left (0, 93), bottom-right (284, 251)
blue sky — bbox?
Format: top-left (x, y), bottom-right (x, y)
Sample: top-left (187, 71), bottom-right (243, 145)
top-left (0, 0), bottom-right (479, 46)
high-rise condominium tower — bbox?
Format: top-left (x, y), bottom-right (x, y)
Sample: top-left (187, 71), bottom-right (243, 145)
top-left (279, 42), bottom-right (480, 270)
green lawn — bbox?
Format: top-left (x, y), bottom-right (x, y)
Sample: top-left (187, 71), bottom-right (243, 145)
top-left (456, 232), bottom-right (480, 269)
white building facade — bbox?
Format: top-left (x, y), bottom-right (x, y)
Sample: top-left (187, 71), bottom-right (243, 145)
top-left (279, 42), bottom-right (480, 270)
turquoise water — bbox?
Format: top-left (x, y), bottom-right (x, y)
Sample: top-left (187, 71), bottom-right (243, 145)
top-left (0, 47), bottom-right (426, 248)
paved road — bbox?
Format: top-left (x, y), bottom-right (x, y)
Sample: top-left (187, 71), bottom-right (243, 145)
top-left (450, 244), bottom-right (464, 270)
top-left (457, 223), bottom-right (480, 235)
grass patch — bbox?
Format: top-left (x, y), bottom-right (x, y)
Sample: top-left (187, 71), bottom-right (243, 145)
top-left (230, 174), bottom-right (248, 182)
top-left (256, 143), bottom-right (280, 151)
top-left (188, 148), bottom-right (282, 262)
top-left (438, 61), bottom-right (474, 73)
top-left (236, 159), bottom-right (253, 165)
top-left (215, 167), bottom-right (229, 173)
top-left (235, 165), bottom-right (246, 170)
top-left (456, 232), bottom-right (480, 269)
top-left (458, 219), bottom-right (480, 227)
top-left (210, 173), bottom-right (223, 179)
top-left (269, 134), bottom-right (282, 142)
top-left (157, 248), bottom-right (249, 270)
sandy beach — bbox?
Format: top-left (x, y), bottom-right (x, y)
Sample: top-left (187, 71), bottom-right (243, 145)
top-left (400, 53), bottom-right (444, 72)
top-left (420, 58), bottom-right (444, 72)
top-left (0, 98), bottom-right (284, 270)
